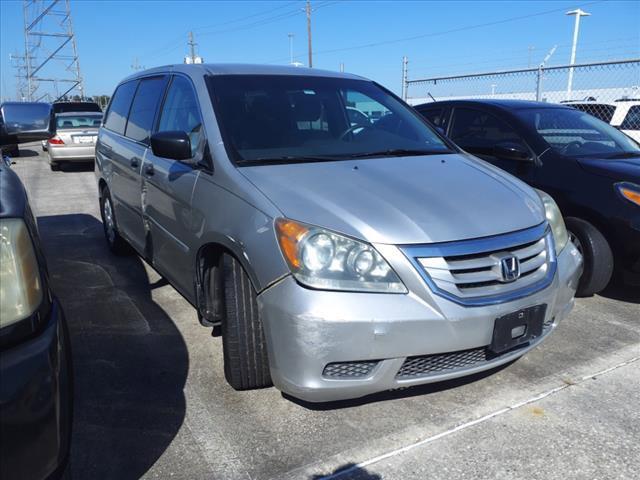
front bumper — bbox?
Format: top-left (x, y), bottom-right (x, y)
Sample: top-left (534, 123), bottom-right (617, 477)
top-left (0, 299), bottom-right (72, 480)
top-left (48, 144), bottom-right (95, 161)
top-left (259, 243), bottom-right (582, 403)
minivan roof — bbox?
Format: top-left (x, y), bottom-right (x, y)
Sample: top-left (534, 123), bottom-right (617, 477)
top-left (119, 63), bottom-right (366, 84)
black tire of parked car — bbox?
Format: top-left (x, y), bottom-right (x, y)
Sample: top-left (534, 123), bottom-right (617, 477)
top-left (50, 161), bottom-right (60, 171)
top-left (221, 254), bottom-right (272, 390)
top-left (99, 187), bottom-right (131, 255)
top-left (565, 217), bottom-right (614, 297)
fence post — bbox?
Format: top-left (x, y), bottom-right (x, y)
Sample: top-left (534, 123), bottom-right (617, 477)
top-left (536, 65), bottom-right (543, 101)
top-left (402, 56), bottom-right (408, 101)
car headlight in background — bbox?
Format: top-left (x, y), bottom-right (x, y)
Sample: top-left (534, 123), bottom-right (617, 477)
top-left (275, 218), bottom-right (407, 293)
top-left (615, 182), bottom-right (640, 207)
top-left (0, 218), bottom-right (43, 328)
top-left (536, 190), bottom-right (568, 255)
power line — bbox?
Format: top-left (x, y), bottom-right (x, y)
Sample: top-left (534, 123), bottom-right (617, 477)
top-left (263, 0), bottom-right (604, 63)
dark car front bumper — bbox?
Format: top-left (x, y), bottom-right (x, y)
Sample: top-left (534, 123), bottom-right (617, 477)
top-left (0, 299), bottom-right (72, 480)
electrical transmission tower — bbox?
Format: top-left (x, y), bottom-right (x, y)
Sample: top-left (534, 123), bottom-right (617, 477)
top-left (15, 0), bottom-right (84, 102)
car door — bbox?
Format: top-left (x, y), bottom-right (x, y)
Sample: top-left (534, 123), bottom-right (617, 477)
top-left (101, 76), bottom-right (169, 252)
top-left (142, 74), bottom-right (204, 295)
top-left (448, 106), bottom-right (536, 182)
top-left (100, 80), bottom-right (145, 250)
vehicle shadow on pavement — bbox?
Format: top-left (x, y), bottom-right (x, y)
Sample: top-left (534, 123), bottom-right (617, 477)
top-left (36, 213), bottom-right (189, 480)
top-left (284, 362), bottom-right (513, 411)
top-left (12, 148), bottom-right (40, 158)
top-left (56, 162), bottom-right (95, 173)
top-left (598, 282), bottom-right (640, 304)
top-left (310, 463), bottom-right (382, 480)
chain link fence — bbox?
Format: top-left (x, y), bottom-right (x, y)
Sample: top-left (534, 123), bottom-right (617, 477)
top-left (405, 59), bottom-right (640, 127)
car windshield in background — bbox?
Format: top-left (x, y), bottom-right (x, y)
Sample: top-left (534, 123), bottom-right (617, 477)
top-left (207, 75), bottom-right (451, 164)
top-left (516, 107), bottom-right (640, 158)
top-left (56, 114), bottom-right (102, 129)
top-left (53, 102), bottom-right (102, 113)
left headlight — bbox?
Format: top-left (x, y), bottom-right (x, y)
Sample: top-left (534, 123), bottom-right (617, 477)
top-left (536, 190), bottom-right (568, 255)
top-left (275, 218), bottom-right (407, 293)
top-left (0, 218), bottom-right (43, 328)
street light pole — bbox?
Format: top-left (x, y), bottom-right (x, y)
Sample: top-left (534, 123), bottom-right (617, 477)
top-left (566, 8), bottom-right (590, 99)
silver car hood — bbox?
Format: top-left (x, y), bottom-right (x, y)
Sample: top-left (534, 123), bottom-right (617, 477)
top-left (240, 153), bottom-right (545, 245)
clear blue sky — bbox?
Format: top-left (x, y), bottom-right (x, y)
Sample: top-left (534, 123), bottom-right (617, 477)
top-left (1, 0), bottom-right (639, 99)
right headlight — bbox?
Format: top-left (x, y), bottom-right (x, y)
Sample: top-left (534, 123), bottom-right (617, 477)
top-left (0, 218), bottom-right (43, 328)
top-left (275, 218), bottom-right (407, 293)
top-left (536, 190), bottom-right (568, 255)
top-left (615, 182), bottom-right (640, 207)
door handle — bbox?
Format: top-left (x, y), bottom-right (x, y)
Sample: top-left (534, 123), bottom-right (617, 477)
top-left (144, 163), bottom-right (154, 176)
top-left (130, 157), bottom-right (140, 168)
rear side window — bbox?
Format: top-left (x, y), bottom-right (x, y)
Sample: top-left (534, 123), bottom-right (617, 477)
top-left (158, 76), bottom-right (202, 157)
top-left (620, 106), bottom-right (640, 130)
top-left (104, 81), bottom-right (137, 135)
top-left (450, 108), bottom-right (527, 154)
top-left (125, 76), bottom-right (168, 143)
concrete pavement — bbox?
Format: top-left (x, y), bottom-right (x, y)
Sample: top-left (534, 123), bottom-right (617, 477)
top-left (9, 144), bottom-right (640, 480)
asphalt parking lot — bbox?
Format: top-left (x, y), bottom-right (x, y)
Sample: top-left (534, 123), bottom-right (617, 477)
top-left (10, 144), bottom-right (640, 480)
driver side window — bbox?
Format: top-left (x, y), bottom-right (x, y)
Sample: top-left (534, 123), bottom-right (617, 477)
top-left (158, 76), bottom-right (203, 158)
top-left (450, 108), bottom-right (526, 157)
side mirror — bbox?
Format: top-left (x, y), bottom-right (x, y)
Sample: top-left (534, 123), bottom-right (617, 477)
top-left (150, 131), bottom-right (191, 161)
top-left (493, 142), bottom-right (532, 162)
top-left (0, 102), bottom-right (53, 146)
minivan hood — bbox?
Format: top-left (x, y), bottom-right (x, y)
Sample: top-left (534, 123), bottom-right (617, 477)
top-left (577, 156), bottom-right (640, 182)
top-left (240, 154), bottom-right (545, 245)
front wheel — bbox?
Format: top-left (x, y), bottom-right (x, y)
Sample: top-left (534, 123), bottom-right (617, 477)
top-left (565, 217), bottom-right (613, 297)
top-left (221, 254), bottom-right (272, 390)
top-left (99, 188), bottom-right (131, 255)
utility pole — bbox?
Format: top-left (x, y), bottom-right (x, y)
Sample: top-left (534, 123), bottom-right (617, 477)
top-left (306, 0), bottom-right (313, 68)
top-left (527, 46), bottom-right (535, 68)
top-left (188, 31), bottom-right (197, 63)
top-left (566, 9), bottom-right (590, 99)
top-left (401, 56), bottom-right (408, 101)
top-left (131, 57), bottom-right (144, 71)
top-left (185, 31), bottom-right (203, 64)
top-left (288, 33), bottom-right (294, 65)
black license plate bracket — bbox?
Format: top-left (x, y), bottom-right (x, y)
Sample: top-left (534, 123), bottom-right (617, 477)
top-left (490, 304), bottom-right (546, 354)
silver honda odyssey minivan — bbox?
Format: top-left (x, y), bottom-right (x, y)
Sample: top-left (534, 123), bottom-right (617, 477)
top-left (95, 64), bottom-right (582, 402)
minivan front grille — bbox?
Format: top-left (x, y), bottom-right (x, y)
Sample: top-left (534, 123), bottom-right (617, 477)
top-left (401, 223), bottom-right (556, 306)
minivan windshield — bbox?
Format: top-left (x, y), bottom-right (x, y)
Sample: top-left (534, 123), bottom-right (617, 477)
top-left (515, 107), bottom-right (640, 158)
top-left (207, 74), bottom-right (452, 164)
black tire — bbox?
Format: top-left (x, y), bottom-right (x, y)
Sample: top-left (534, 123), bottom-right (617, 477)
top-left (565, 217), bottom-right (613, 297)
top-left (221, 254), bottom-right (272, 390)
top-left (99, 188), bottom-right (131, 255)
top-left (50, 161), bottom-right (60, 171)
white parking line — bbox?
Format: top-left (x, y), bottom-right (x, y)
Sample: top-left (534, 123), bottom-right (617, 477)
top-left (319, 356), bottom-right (640, 480)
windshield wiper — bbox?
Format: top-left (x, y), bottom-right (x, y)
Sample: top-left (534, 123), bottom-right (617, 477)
top-left (605, 151), bottom-right (640, 159)
top-left (345, 148), bottom-right (450, 159)
top-left (237, 155), bottom-right (344, 166)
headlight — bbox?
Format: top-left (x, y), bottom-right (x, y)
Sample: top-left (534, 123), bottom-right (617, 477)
top-left (0, 218), bottom-right (43, 328)
top-left (536, 190), bottom-right (568, 255)
top-left (275, 218), bottom-right (407, 293)
top-left (615, 182), bottom-right (640, 207)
